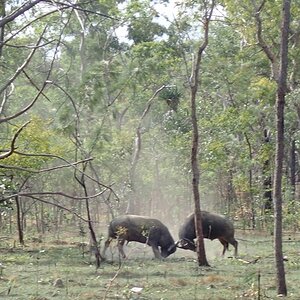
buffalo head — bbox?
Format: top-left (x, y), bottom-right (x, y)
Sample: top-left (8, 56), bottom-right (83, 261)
top-left (175, 238), bottom-right (196, 251)
top-left (161, 243), bottom-right (177, 258)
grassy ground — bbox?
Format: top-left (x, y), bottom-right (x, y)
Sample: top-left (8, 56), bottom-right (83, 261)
top-left (0, 230), bottom-right (300, 299)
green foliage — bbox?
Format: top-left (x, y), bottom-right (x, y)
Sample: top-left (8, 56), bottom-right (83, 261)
top-left (283, 200), bottom-right (300, 231)
top-left (159, 86), bottom-right (182, 111)
top-left (130, 40), bottom-right (182, 86)
top-left (126, 0), bottom-right (167, 44)
top-left (1, 0), bottom-right (299, 237)
top-left (250, 77), bottom-right (276, 106)
top-left (222, 0), bottom-right (281, 45)
top-left (4, 116), bottom-right (68, 170)
top-left (0, 178), bottom-right (14, 211)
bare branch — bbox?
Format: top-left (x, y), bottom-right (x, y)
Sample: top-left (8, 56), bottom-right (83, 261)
top-left (22, 70), bottom-right (52, 102)
top-left (1, 8), bottom-right (67, 47)
top-left (251, 0), bottom-right (279, 80)
top-left (0, 0), bottom-right (42, 28)
top-left (0, 151), bottom-right (116, 196)
top-left (0, 26), bottom-right (49, 122)
top-left (0, 11), bottom-right (71, 124)
top-left (190, 0), bottom-right (215, 89)
top-left (23, 195), bottom-right (92, 223)
top-left (0, 1), bottom-right (115, 50)
top-left (44, 0), bottom-right (116, 20)
top-left (0, 82), bottom-right (48, 124)
top-left (139, 85), bottom-right (166, 125)
top-left (4, 39), bottom-right (57, 49)
top-left (48, 81), bottom-right (80, 121)
top-left (132, 85), bottom-right (167, 165)
top-left (0, 189), bottom-right (107, 204)
top-left (0, 121), bottom-right (30, 159)
top-left (126, 85), bottom-right (166, 213)
top-left (0, 83), bottom-right (14, 115)
top-left (0, 25), bottom-right (48, 98)
top-left (0, 156), bottom-right (93, 173)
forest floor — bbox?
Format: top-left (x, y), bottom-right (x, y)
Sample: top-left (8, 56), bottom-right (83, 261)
top-left (0, 229), bottom-right (300, 299)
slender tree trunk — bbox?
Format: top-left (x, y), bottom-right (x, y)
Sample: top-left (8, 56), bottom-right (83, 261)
top-left (189, 2), bottom-right (215, 267)
top-left (75, 163), bottom-right (103, 268)
top-left (84, 191), bottom-right (102, 268)
top-left (34, 202), bottom-right (40, 233)
top-left (225, 169), bottom-right (236, 215)
top-left (273, 0), bottom-right (290, 296)
top-left (244, 133), bottom-right (255, 229)
top-left (126, 128), bottom-right (141, 214)
top-left (263, 129), bottom-right (272, 211)
top-left (40, 202), bottom-right (45, 234)
top-left (21, 200), bottom-right (26, 231)
top-left (15, 196), bottom-right (24, 245)
top-left (0, 0), bottom-right (5, 57)
top-left (126, 86), bottom-right (166, 214)
top-left (290, 139), bottom-right (296, 197)
top-left (191, 82), bottom-right (209, 266)
top-left (85, 195), bottom-right (102, 268)
top-left (9, 210), bottom-right (12, 234)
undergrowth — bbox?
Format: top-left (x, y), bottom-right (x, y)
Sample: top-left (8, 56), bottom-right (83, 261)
top-left (0, 231), bottom-right (299, 299)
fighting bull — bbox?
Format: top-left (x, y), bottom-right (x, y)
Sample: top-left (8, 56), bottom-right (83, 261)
top-left (102, 215), bottom-right (177, 259)
top-left (177, 211), bottom-right (238, 256)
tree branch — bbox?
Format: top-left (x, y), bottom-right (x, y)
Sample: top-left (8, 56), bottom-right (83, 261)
top-left (0, 189), bottom-right (107, 204)
top-left (44, 0), bottom-right (116, 20)
top-left (0, 0), bottom-right (42, 28)
top-left (0, 151), bottom-right (116, 195)
top-left (126, 85), bottom-right (166, 213)
top-left (0, 157), bottom-right (93, 173)
top-left (251, 0), bottom-right (279, 80)
top-left (0, 10), bottom-right (71, 124)
top-left (190, 0), bottom-right (215, 88)
top-left (0, 25), bottom-right (48, 98)
top-left (22, 195), bottom-right (92, 223)
top-left (0, 121), bottom-right (30, 159)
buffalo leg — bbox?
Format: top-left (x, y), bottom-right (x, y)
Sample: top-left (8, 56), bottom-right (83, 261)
top-left (228, 238), bottom-right (238, 257)
top-left (151, 245), bottom-right (162, 259)
top-left (102, 238), bottom-right (112, 258)
top-left (117, 239), bottom-right (126, 258)
top-left (218, 238), bottom-right (229, 256)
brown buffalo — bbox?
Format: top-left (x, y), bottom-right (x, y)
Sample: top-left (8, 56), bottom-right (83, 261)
top-left (177, 211), bottom-right (238, 256)
top-left (102, 215), bottom-right (177, 259)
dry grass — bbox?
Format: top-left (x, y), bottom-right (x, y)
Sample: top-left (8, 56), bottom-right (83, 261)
top-left (0, 231), bottom-right (300, 299)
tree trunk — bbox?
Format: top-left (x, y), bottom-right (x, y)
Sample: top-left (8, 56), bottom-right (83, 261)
top-left (244, 133), bottom-right (255, 229)
top-left (0, 0), bottom-right (5, 57)
top-left (290, 139), bottom-right (296, 197)
top-left (189, 2), bottom-right (215, 267)
top-left (191, 82), bottom-right (209, 266)
top-left (263, 129), bottom-right (272, 211)
top-left (21, 199), bottom-right (26, 231)
top-left (40, 202), bottom-right (45, 234)
top-left (85, 197), bottom-right (102, 268)
top-left (126, 86), bottom-right (166, 214)
top-left (273, 0), bottom-right (290, 296)
top-left (77, 164), bottom-right (103, 269)
top-left (34, 202), bottom-right (40, 233)
top-left (15, 196), bottom-right (24, 245)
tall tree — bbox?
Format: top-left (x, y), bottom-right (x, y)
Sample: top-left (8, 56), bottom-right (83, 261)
top-left (189, 0), bottom-right (215, 267)
top-left (273, 0), bottom-right (290, 295)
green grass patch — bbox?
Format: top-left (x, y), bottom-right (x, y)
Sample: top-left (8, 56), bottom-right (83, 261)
top-left (0, 232), bottom-right (300, 299)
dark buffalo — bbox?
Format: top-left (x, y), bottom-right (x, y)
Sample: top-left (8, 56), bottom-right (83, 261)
top-left (102, 215), bottom-right (177, 259)
top-left (177, 211), bottom-right (238, 256)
